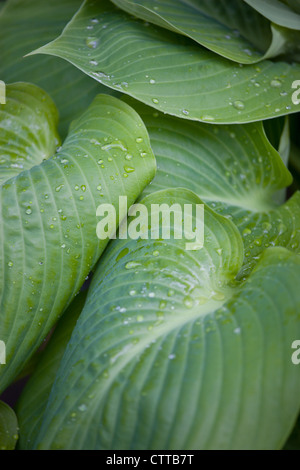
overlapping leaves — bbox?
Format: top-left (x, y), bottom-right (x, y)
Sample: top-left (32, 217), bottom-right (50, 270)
top-left (0, 83), bottom-right (60, 185)
top-left (23, 189), bottom-right (300, 449)
top-left (0, 85), bottom-right (156, 393)
top-left (122, 99), bottom-right (300, 276)
top-left (1, 0), bottom-right (300, 452)
top-left (0, 0), bottom-right (116, 137)
top-left (32, 0), bottom-right (300, 124)
top-left (111, 0), bottom-right (300, 63)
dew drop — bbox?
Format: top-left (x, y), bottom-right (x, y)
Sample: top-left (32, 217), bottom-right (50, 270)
top-left (212, 292), bottom-right (225, 301)
top-left (124, 165), bottom-right (135, 173)
top-left (242, 228), bottom-right (252, 236)
top-left (201, 115), bottom-right (215, 122)
top-left (152, 98), bottom-right (159, 104)
top-left (8, 261), bottom-right (13, 267)
top-left (233, 100), bottom-right (245, 110)
top-left (184, 296), bottom-right (194, 309)
top-left (55, 184), bottom-right (64, 192)
top-left (278, 222), bottom-right (287, 234)
top-left (85, 37), bottom-right (99, 49)
top-left (125, 261), bottom-right (141, 269)
top-left (25, 208), bottom-right (32, 215)
top-left (78, 404), bottom-right (87, 412)
top-left (270, 79), bottom-right (282, 88)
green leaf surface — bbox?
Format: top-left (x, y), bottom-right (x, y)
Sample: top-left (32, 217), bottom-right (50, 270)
top-left (0, 83), bottom-right (60, 185)
top-left (31, 189), bottom-right (300, 449)
top-left (122, 98), bottom-right (300, 276)
top-left (111, 0), bottom-right (299, 64)
top-left (263, 117), bottom-right (289, 165)
top-left (0, 93), bottom-right (156, 394)
top-left (32, 0), bottom-right (300, 124)
top-left (0, 0), bottom-right (117, 137)
top-left (263, 116), bottom-right (290, 204)
top-left (0, 400), bottom-right (18, 450)
top-left (16, 291), bottom-right (87, 450)
top-left (243, 0), bottom-right (300, 30)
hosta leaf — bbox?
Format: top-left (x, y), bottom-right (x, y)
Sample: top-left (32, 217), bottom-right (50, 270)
top-left (0, 83), bottom-right (60, 185)
top-left (211, 193), bottom-right (300, 278)
top-left (243, 0), bottom-right (300, 30)
top-left (32, 0), bottom-right (300, 124)
top-left (0, 93), bottom-right (156, 394)
top-left (16, 291), bottom-right (87, 450)
top-left (0, 0), bottom-right (116, 137)
top-left (263, 117), bottom-right (290, 166)
top-left (122, 98), bottom-right (299, 276)
top-left (0, 400), bottom-right (18, 450)
top-left (111, 0), bottom-right (299, 64)
top-left (32, 189), bottom-right (300, 450)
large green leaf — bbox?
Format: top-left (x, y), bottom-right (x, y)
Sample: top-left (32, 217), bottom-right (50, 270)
top-left (32, 0), bottom-right (300, 124)
top-left (0, 400), bottom-right (18, 450)
top-left (111, 0), bottom-right (300, 64)
top-left (0, 83), bottom-right (60, 185)
top-left (0, 0), bottom-right (117, 137)
top-left (30, 189), bottom-right (300, 449)
top-left (0, 93), bottom-right (156, 394)
top-left (243, 0), bottom-right (300, 30)
top-left (122, 98), bottom-right (300, 277)
top-left (16, 291), bottom-right (87, 450)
